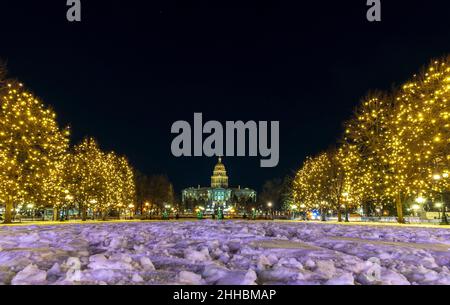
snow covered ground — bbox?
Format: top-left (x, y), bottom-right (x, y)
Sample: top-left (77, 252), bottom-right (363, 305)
top-left (0, 220), bottom-right (449, 285)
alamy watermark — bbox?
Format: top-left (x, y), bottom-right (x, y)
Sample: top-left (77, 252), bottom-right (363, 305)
top-left (367, 0), bottom-right (381, 22)
top-left (170, 113), bottom-right (279, 168)
top-left (65, 1), bottom-right (381, 23)
top-left (66, 0), bottom-right (81, 22)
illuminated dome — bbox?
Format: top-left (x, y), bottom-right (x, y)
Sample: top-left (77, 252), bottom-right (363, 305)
top-left (211, 157), bottom-right (229, 188)
top-left (182, 157), bottom-right (257, 213)
top-left (213, 157), bottom-right (226, 172)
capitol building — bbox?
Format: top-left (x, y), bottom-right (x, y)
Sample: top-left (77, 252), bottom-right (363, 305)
top-left (182, 157), bottom-right (257, 213)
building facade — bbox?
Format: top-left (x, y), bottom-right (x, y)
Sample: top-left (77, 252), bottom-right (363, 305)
top-left (182, 157), bottom-right (256, 213)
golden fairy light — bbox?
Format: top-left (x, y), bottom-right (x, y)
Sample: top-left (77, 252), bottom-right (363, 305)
top-left (0, 71), bottom-right (137, 223)
top-left (293, 56), bottom-right (450, 223)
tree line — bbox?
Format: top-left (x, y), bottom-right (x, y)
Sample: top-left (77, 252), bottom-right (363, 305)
top-left (292, 56), bottom-right (450, 224)
top-left (0, 65), bottom-right (138, 223)
top-left (0, 64), bottom-right (176, 223)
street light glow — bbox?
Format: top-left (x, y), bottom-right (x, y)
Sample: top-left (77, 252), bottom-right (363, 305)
top-left (415, 196), bottom-right (426, 204)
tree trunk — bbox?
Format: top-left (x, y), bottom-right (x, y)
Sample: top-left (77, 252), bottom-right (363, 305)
top-left (396, 193), bottom-right (404, 223)
top-left (4, 198), bottom-right (13, 224)
top-left (345, 205), bottom-right (349, 222)
top-left (82, 207), bottom-right (87, 221)
top-left (53, 208), bottom-right (59, 221)
top-left (364, 202), bottom-right (369, 217)
top-left (321, 208), bottom-right (326, 221)
top-left (337, 209), bottom-right (342, 222)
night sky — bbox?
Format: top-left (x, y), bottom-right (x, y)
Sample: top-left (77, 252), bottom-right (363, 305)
top-left (1, 1), bottom-right (449, 194)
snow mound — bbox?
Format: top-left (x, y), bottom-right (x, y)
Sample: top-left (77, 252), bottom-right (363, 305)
top-left (11, 264), bottom-right (47, 285)
top-left (1, 220), bottom-right (448, 285)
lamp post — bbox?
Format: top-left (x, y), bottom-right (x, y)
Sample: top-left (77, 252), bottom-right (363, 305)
top-left (89, 199), bottom-right (97, 220)
top-left (411, 204), bottom-right (420, 217)
top-left (342, 192), bottom-right (350, 222)
top-left (375, 207), bottom-right (381, 218)
top-left (300, 203), bottom-right (306, 220)
top-left (128, 204), bottom-right (134, 219)
top-left (414, 196), bottom-right (426, 219)
top-left (267, 202), bottom-right (272, 219)
top-left (26, 203), bottom-right (34, 221)
top-left (290, 204), bottom-right (298, 220)
top-left (433, 172), bottom-right (449, 225)
top-left (144, 201), bottom-right (150, 218)
top-left (65, 194), bottom-right (73, 221)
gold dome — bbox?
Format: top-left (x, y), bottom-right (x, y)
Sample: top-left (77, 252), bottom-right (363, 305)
top-left (211, 157), bottom-right (229, 188)
top-left (213, 156), bottom-right (226, 171)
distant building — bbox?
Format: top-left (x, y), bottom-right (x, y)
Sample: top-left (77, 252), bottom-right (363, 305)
top-left (182, 157), bottom-right (256, 213)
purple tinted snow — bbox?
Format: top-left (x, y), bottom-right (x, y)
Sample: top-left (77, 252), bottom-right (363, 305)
top-left (0, 221), bottom-right (449, 285)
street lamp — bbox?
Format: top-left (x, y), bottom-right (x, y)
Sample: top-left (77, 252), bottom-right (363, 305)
top-left (267, 202), bottom-right (273, 219)
top-left (375, 207), bottom-right (381, 217)
top-left (342, 192), bottom-right (350, 222)
top-left (411, 204), bottom-right (420, 217)
top-left (290, 204), bottom-right (298, 220)
top-left (415, 196), bottom-right (426, 204)
top-left (432, 171), bottom-right (449, 225)
top-left (412, 195), bottom-right (427, 218)
top-left (128, 204), bottom-right (134, 219)
top-left (27, 203), bottom-right (34, 220)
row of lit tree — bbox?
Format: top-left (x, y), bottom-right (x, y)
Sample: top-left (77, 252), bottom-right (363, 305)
top-left (0, 69), bottom-right (136, 223)
top-left (293, 56), bottom-right (450, 223)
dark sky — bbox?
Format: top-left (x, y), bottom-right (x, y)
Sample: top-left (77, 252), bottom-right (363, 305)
top-left (1, 0), bottom-right (449, 194)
